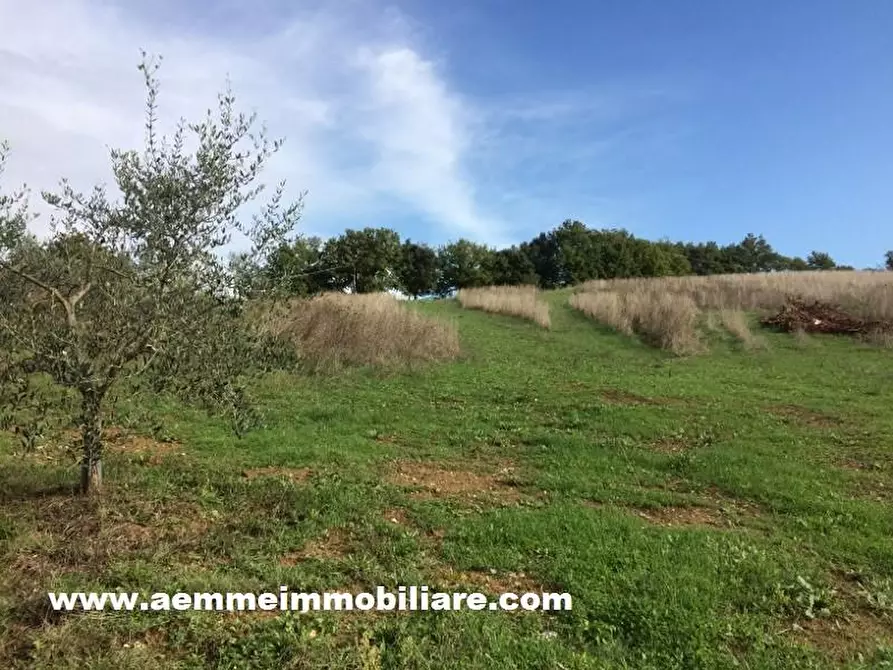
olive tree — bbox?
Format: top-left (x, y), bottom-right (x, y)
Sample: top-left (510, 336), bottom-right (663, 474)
top-left (0, 54), bottom-right (303, 494)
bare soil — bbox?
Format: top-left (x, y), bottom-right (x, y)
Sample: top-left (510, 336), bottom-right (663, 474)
top-left (767, 404), bottom-right (842, 428)
top-left (280, 528), bottom-right (352, 565)
top-left (387, 460), bottom-right (523, 503)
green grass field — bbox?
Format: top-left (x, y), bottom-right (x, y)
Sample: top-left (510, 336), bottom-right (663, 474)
top-left (2, 291), bottom-right (893, 669)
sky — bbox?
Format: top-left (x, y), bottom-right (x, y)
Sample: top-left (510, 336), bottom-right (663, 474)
top-left (0, 0), bottom-right (891, 268)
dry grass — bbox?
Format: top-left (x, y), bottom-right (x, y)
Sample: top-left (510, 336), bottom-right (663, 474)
top-left (569, 290), bottom-right (702, 355)
top-left (865, 330), bottom-right (893, 348)
top-left (718, 309), bottom-right (767, 349)
top-left (571, 292), bottom-right (632, 334)
top-left (572, 271), bottom-right (893, 353)
top-left (457, 285), bottom-right (551, 328)
top-left (256, 292), bottom-right (460, 370)
top-left (579, 271), bottom-right (893, 320)
top-left (793, 327), bottom-right (811, 347)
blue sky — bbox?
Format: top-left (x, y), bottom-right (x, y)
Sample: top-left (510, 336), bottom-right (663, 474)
top-left (1, 0), bottom-right (891, 267)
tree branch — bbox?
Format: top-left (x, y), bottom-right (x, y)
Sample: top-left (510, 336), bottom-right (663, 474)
top-left (69, 283), bottom-right (92, 312)
top-left (0, 260), bottom-right (76, 326)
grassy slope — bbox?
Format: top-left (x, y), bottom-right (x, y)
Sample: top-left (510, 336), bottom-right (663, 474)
top-left (2, 291), bottom-right (893, 669)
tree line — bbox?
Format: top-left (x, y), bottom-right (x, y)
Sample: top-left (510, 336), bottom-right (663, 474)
top-left (250, 219), bottom-right (888, 299)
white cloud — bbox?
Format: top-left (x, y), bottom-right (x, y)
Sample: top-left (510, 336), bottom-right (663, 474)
top-left (349, 47), bottom-right (506, 241)
top-left (0, 0), bottom-right (508, 244)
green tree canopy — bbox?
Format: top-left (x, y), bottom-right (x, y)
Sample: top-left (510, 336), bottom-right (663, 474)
top-left (261, 235), bottom-right (326, 297)
top-left (437, 239), bottom-right (493, 294)
top-left (0, 55), bottom-right (302, 494)
top-left (398, 240), bottom-right (439, 298)
top-left (806, 250), bottom-right (836, 270)
top-left (321, 227), bottom-right (402, 293)
top-left (486, 246), bottom-right (539, 286)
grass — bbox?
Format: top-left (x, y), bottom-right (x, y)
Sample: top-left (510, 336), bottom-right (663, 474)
top-left (715, 309), bottom-right (768, 350)
top-left (573, 271), bottom-right (893, 354)
top-left (579, 270), bottom-right (893, 320)
top-left (2, 289), bottom-right (893, 668)
top-left (457, 285), bottom-right (551, 328)
top-left (256, 292), bottom-right (461, 371)
top-left (569, 290), bottom-right (703, 355)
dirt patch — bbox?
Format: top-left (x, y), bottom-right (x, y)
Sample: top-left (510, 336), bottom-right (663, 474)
top-left (635, 477), bottom-right (693, 494)
top-left (100, 507), bottom-right (213, 556)
top-left (600, 388), bottom-right (661, 405)
top-left (844, 472), bottom-right (892, 504)
top-left (112, 438), bottom-right (182, 465)
top-left (648, 437), bottom-right (693, 454)
top-left (387, 461), bottom-right (523, 503)
top-left (9, 552), bottom-right (70, 578)
top-left (838, 457), bottom-right (883, 471)
top-left (644, 485), bottom-right (765, 527)
top-left (383, 508), bottom-right (411, 525)
top-left (699, 485), bottom-right (765, 517)
top-left (2, 495), bottom-right (214, 583)
top-left (54, 426), bottom-right (184, 465)
top-left (0, 622), bottom-right (39, 663)
top-left (583, 499), bottom-right (740, 528)
top-left (280, 528), bottom-right (352, 565)
top-left (242, 466), bottom-right (312, 483)
top-left (767, 404), bottom-right (842, 428)
top-left (102, 521), bottom-right (157, 551)
top-left (789, 612), bottom-right (893, 662)
top-left (584, 484), bottom-right (764, 528)
top-left (433, 566), bottom-right (547, 595)
top-left (126, 628), bottom-right (168, 651)
top-left (762, 298), bottom-right (892, 336)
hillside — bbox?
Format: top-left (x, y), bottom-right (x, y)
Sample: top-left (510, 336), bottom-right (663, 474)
top-left (2, 291), bottom-right (892, 669)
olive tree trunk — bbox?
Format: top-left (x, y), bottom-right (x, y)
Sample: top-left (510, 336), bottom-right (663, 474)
top-left (79, 390), bottom-right (105, 495)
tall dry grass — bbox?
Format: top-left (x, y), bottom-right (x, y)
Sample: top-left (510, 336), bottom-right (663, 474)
top-left (256, 292), bottom-right (460, 370)
top-left (573, 271), bottom-right (893, 353)
top-left (457, 285), bottom-right (551, 328)
top-left (579, 271), bottom-right (893, 321)
top-left (717, 309), bottom-right (767, 350)
top-left (569, 290), bottom-right (702, 355)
